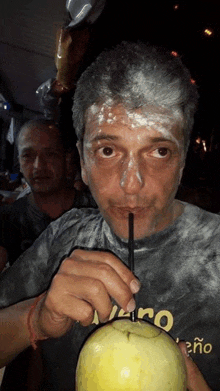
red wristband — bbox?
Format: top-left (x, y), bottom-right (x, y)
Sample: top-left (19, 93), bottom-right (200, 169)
top-left (27, 293), bottom-right (48, 350)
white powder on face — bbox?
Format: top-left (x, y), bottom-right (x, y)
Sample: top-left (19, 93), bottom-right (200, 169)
top-left (89, 104), bottom-right (99, 115)
top-left (98, 111), bottom-right (105, 124)
top-left (126, 110), bottom-right (183, 147)
top-left (84, 141), bottom-right (92, 150)
top-left (84, 129), bottom-right (103, 157)
top-left (107, 116), bottom-right (116, 124)
top-left (87, 104), bottom-right (183, 150)
top-left (120, 154), bottom-right (143, 188)
top-left (127, 112), bottom-right (150, 127)
top-left (88, 100), bottom-right (115, 126)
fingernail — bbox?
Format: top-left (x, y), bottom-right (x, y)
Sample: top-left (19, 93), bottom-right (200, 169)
top-left (99, 317), bottom-right (109, 324)
top-left (130, 279), bottom-right (141, 294)
top-left (127, 298), bottom-right (136, 312)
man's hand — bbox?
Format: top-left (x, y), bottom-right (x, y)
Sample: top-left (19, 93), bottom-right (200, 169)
top-left (37, 249), bottom-right (140, 339)
top-left (178, 342), bottom-right (212, 391)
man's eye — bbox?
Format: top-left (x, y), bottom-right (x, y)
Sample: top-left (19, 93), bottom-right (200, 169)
top-left (100, 147), bottom-right (115, 157)
top-left (46, 152), bottom-right (58, 158)
top-left (151, 147), bottom-right (169, 158)
top-left (21, 154), bottom-right (32, 160)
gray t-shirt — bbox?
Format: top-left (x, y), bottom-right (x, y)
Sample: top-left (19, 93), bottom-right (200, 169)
top-left (0, 189), bottom-right (96, 265)
top-left (0, 202), bottom-right (220, 390)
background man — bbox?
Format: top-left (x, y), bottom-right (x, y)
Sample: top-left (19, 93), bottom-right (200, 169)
top-left (0, 118), bottom-right (95, 271)
top-left (0, 42), bottom-right (218, 390)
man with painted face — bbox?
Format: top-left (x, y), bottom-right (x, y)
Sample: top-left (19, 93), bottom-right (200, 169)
top-left (0, 42), bottom-right (219, 390)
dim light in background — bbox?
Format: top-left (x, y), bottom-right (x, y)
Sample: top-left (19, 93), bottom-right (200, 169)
top-left (204, 28), bottom-right (213, 36)
top-left (171, 51), bottom-right (178, 57)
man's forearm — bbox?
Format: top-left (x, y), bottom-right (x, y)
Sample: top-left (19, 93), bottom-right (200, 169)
top-left (0, 299), bottom-right (33, 367)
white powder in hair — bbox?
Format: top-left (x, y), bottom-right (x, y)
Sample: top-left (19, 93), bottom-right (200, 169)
top-left (129, 69), bottom-right (182, 108)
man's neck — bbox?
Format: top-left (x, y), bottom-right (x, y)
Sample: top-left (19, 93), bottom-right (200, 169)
top-left (30, 187), bottom-right (75, 219)
top-left (151, 199), bottom-right (185, 236)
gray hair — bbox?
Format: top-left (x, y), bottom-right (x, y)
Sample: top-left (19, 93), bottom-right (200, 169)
top-left (72, 41), bottom-right (199, 152)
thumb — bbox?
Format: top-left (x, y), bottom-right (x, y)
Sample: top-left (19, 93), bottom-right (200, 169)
top-left (178, 341), bottom-right (212, 391)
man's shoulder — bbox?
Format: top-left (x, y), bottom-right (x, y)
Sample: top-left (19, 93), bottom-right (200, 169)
top-left (39, 207), bottom-right (105, 257)
top-left (58, 206), bottom-right (101, 220)
top-left (183, 202), bottom-right (220, 227)
top-left (50, 207), bottom-right (102, 234)
top-left (180, 202), bottom-right (220, 247)
top-left (12, 195), bottom-right (29, 208)
top-left (0, 195), bottom-right (29, 218)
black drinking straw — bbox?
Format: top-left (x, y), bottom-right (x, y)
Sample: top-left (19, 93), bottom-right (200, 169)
top-left (128, 213), bottom-right (137, 322)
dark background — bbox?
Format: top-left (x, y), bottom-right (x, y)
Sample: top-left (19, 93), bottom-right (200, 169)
top-left (1, 0), bottom-right (220, 210)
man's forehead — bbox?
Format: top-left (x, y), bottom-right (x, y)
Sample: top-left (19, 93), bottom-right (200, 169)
top-left (87, 103), bottom-right (182, 124)
top-left (18, 127), bottom-right (65, 156)
top-left (19, 125), bottom-right (60, 145)
top-left (85, 103), bottom-right (184, 142)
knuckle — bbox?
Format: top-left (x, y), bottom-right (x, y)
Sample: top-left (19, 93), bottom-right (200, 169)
top-left (90, 280), bottom-right (104, 296)
top-left (84, 306), bottom-right (94, 321)
top-left (51, 273), bottom-right (62, 288)
top-left (98, 263), bottom-right (113, 278)
top-left (101, 252), bottom-right (115, 264)
top-left (70, 248), bottom-right (83, 258)
top-left (78, 305), bottom-right (94, 323)
top-left (59, 258), bottom-right (72, 271)
top-left (121, 269), bottom-right (132, 283)
top-left (49, 275), bottom-right (67, 302)
top-left (70, 249), bottom-right (78, 257)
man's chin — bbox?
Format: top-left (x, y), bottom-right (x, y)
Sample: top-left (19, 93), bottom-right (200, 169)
top-left (31, 185), bottom-right (55, 194)
top-left (102, 203), bottom-right (176, 240)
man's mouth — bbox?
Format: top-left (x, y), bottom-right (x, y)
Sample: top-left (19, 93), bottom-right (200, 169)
top-left (111, 206), bottom-right (150, 218)
top-left (33, 176), bottom-right (50, 182)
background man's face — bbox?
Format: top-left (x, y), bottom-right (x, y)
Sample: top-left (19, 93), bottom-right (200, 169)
top-left (18, 125), bottom-right (67, 195)
top-left (79, 104), bottom-right (185, 240)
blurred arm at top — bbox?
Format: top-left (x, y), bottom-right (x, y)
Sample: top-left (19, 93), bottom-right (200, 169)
top-left (36, 0), bottom-right (106, 121)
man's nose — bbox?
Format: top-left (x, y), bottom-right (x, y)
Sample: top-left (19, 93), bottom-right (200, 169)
top-left (120, 159), bottom-right (144, 194)
top-left (33, 155), bottom-right (45, 169)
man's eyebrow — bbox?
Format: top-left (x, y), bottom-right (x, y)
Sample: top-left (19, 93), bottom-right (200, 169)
top-left (19, 147), bottom-right (33, 153)
top-left (148, 136), bottom-right (177, 144)
top-left (20, 146), bottom-right (61, 152)
top-left (90, 135), bottom-right (178, 144)
top-left (90, 134), bottom-right (119, 142)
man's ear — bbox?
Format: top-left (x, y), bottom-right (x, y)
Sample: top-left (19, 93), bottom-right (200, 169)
top-left (179, 159), bottom-right (185, 185)
top-left (76, 141), bottom-right (88, 186)
top-left (179, 167), bottom-right (184, 185)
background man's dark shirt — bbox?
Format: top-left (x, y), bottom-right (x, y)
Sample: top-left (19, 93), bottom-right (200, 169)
top-left (0, 189), bottom-right (96, 265)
